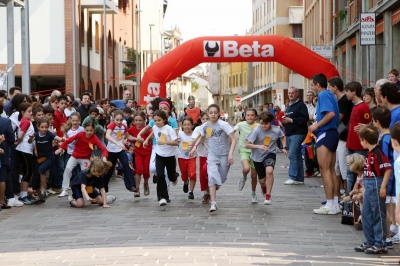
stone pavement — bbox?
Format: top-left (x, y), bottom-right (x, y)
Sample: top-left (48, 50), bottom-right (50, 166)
top-left (0, 143), bottom-right (400, 265)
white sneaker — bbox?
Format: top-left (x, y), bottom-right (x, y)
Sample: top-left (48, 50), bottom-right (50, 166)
top-left (329, 205), bottom-right (341, 215)
top-left (251, 193), bottom-right (258, 203)
top-left (392, 233), bottom-right (400, 243)
top-left (159, 198), bottom-right (167, 206)
top-left (106, 195), bottom-right (116, 204)
top-left (67, 196), bottom-right (74, 203)
top-left (7, 198), bottom-right (24, 207)
top-left (58, 190), bottom-right (69, 197)
top-left (46, 188), bottom-right (57, 195)
top-left (238, 176), bottom-right (247, 191)
top-left (209, 201), bottom-right (218, 212)
top-left (284, 179), bottom-right (304, 185)
top-left (313, 205), bottom-right (332, 215)
top-left (390, 225), bottom-right (398, 235)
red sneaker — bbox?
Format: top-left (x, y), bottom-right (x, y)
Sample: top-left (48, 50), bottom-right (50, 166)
top-left (264, 194), bottom-right (271, 205)
top-left (304, 173), bottom-right (314, 178)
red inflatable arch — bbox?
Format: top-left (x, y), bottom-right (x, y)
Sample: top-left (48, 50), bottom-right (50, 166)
top-left (140, 35), bottom-right (339, 105)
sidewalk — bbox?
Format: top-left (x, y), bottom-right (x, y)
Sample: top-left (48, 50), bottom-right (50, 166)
top-left (0, 143), bottom-right (399, 265)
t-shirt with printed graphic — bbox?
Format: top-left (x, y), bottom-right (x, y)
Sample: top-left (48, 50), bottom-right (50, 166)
top-left (364, 146), bottom-right (392, 178)
top-left (34, 131), bottom-right (57, 157)
top-left (16, 117), bottom-right (34, 154)
top-left (178, 131), bottom-right (195, 159)
top-left (106, 122), bottom-right (127, 153)
top-left (149, 117), bottom-right (178, 146)
top-left (66, 126), bottom-right (84, 155)
top-left (152, 124), bottom-right (178, 157)
top-left (347, 101), bottom-right (371, 150)
top-left (192, 124), bottom-right (208, 157)
top-left (127, 126), bottom-right (152, 155)
top-left (60, 131), bottom-right (108, 159)
top-left (315, 90), bottom-right (339, 132)
top-left (72, 170), bottom-right (104, 191)
top-left (234, 121), bottom-right (259, 153)
top-left (201, 120), bottom-right (233, 156)
top-left (246, 125), bottom-right (284, 162)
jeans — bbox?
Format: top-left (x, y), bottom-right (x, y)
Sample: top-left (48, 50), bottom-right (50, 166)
top-left (287, 134), bottom-right (306, 182)
top-left (103, 151), bottom-right (136, 192)
top-left (48, 153), bottom-right (65, 189)
top-left (362, 177), bottom-right (386, 247)
top-left (347, 149), bottom-right (368, 192)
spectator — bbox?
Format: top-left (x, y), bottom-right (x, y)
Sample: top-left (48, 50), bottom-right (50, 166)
top-left (64, 93), bottom-right (76, 117)
top-left (388, 69), bottom-right (400, 88)
top-left (282, 86), bottom-right (309, 185)
top-left (305, 91), bottom-right (316, 121)
top-left (4, 86), bottom-right (22, 114)
top-left (374, 79), bottom-right (390, 105)
top-left (186, 96), bottom-right (201, 122)
top-left (77, 93), bottom-right (96, 122)
top-left (363, 87), bottom-right (377, 112)
top-left (111, 89), bottom-right (132, 109)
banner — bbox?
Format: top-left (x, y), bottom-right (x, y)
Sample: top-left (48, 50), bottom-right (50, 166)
top-left (360, 13), bottom-right (376, 45)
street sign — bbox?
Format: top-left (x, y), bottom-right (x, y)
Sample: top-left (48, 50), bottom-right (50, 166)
top-left (360, 13), bottom-right (376, 45)
top-left (235, 95), bottom-right (241, 102)
top-left (311, 46), bottom-right (333, 59)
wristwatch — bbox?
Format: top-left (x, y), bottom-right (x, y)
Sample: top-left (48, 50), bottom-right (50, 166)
top-left (282, 147), bottom-right (287, 150)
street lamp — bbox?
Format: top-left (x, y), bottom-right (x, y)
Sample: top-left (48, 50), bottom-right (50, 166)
top-left (135, 9), bottom-right (142, 101)
top-left (149, 23), bottom-right (155, 64)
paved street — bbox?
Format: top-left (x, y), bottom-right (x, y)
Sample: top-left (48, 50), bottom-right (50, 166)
top-left (1, 141), bottom-right (399, 266)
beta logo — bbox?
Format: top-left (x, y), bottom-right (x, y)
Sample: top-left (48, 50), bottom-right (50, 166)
top-left (361, 16), bottom-right (374, 22)
top-left (203, 40), bottom-right (275, 58)
top-left (204, 41), bottom-right (221, 57)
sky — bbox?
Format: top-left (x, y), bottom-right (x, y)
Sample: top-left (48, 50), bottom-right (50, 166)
top-left (164, 0), bottom-right (252, 42)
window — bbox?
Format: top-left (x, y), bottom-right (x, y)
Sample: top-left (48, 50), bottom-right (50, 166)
top-left (108, 31), bottom-right (112, 57)
top-left (95, 21), bottom-right (99, 52)
top-left (88, 16), bottom-right (92, 49)
top-left (292, 24), bottom-right (302, 38)
top-left (80, 11), bottom-right (85, 45)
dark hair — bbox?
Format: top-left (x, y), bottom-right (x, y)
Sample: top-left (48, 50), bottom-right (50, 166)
top-left (328, 77), bottom-right (344, 92)
top-left (149, 97), bottom-right (174, 116)
top-left (245, 108), bottom-right (258, 117)
top-left (33, 107), bottom-right (43, 116)
top-left (83, 119), bottom-right (95, 129)
top-left (311, 73), bottom-right (327, 89)
top-left (133, 111), bottom-right (146, 121)
top-left (89, 107), bottom-right (99, 115)
top-left (17, 103), bottom-right (31, 121)
top-left (152, 110), bottom-right (168, 125)
top-left (389, 69), bottom-right (399, 77)
top-left (37, 117), bottom-right (50, 127)
top-left (81, 92), bottom-right (91, 100)
top-left (0, 101), bottom-right (3, 115)
top-left (126, 117), bottom-right (134, 128)
top-left (207, 103), bottom-right (220, 113)
top-left (9, 86), bottom-right (22, 96)
top-left (57, 95), bottom-right (68, 103)
top-left (100, 98), bottom-right (110, 105)
top-left (372, 106), bottom-right (391, 129)
top-left (123, 107), bottom-right (133, 114)
top-left (380, 82), bottom-right (400, 104)
top-left (258, 111), bottom-right (274, 124)
top-left (363, 87), bottom-right (377, 104)
top-left (113, 110), bottom-right (124, 119)
top-left (31, 95), bottom-right (38, 103)
top-left (182, 116), bottom-right (194, 125)
top-left (390, 121), bottom-right (400, 144)
top-left (344, 81), bottom-right (363, 98)
top-left (358, 124), bottom-right (379, 145)
top-left (64, 92), bottom-right (75, 102)
top-left (42, 105), bottom-right (55, 115)
top-left (8, 93), bottom-right (32, 116)
top-left (125, 98), bottom-right (134, 104)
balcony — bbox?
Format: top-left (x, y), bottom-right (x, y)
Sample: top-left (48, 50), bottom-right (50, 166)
top-left (81, 0), bottom-right (118, 14)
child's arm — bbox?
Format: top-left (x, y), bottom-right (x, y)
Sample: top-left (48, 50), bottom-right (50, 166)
top-left (189, 135), bottom-right (206, 156)
top-left (99, 188), bottom-right (110, 208)
top-left (227, 132), bottom-right (237, 165)
top-left (245, 141), bottom-right (269, 151)
top-left (81, 184), bottom-right (95, 202)
top-left (143, 132), bottom-right (154, 148)
top-left (380, 169), bottom-right (392, 198)
top-left (158, 138), bottom-right (178, 146)
top-left (137, 125), bottom-right (151, 140)
top-left (106, 129), bottom-right (126, 151)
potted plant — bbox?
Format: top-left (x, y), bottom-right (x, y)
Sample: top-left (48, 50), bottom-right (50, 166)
top-left (333, 9), bottom-right (346, 20)
top-left (123, 67), bottom-right (133, 79)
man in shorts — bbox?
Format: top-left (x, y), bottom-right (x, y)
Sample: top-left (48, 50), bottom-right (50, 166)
top-left (308, 73), bottom-right (340, 215)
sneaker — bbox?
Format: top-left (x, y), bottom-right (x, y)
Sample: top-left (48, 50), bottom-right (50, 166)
top-left (106, 195), bottom-right (116, 204)
top-left (134, 191), bottom-right (140, 198)
top-left (354, 243), bottom-right (371, 252)
top-left (7, 198), bottom-right (23, 207)
top-left (152, 174), bottom-right (157, 184)
top-left (202, 193), bottom-right (210, 204)
top-left (261, 185), bottom-right (266, 196)
top-left (314, 171), bottom-right (321, 177)
top-left (209, 201), bottom-right (218, 212)
top-left (390, 225), bottom-right (398, 236)
top-left (19, 196), bottom-right (36, 205)
top-left (392, 233), bottom-right (400, 243)
top-left (39, 190), bottom-right (47, 203)
top-left (52, 188), bottom-right (62, 194)
top-left (67, 196), bottom-right (74, 203)
top-left (328, 205), bottom-right (341, 215)
top-left (304, 173), bottom-right (313, 178)
top-left (159, 198), bottom-right (167, 206)
top-left (46, 188), bottom-right (57, 195)
top-left (183, 182), bottom-right (189, 193)
top-left (144, 184), bottom-right (150, 196)
top-left (364, 245), bottom-right (388, 254)
top-left (386, 240), bottom-right (394, 249)
top-left (128, 186), bottom-right (137, 193)
top-left (251, 193), bottom-right (258, 203)
top-left (264, 194), bottom-right (271, 205)
top-left (238, 176), bottom-right (247, 191)
top-left (313, 205), bottom-right (331, 215)
top-left (188, 191), bottom-right (194, 199)
top-left (58, 190), bottom-right (69, 197)
top-left (284, 179), bottom-right (304, 185)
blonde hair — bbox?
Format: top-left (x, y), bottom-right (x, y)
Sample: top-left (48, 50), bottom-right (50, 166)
top-left (346, 153), bottom-right (365, 172)
top-left (88, 157), bottom-right (112, 177)
top-left (62, 112), bottom-right (81, 133)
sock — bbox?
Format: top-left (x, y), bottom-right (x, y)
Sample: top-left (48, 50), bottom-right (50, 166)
top-left (326, 199), bottom-right (334, 208)
top-left (252, 191), bottom-right (256, 194)
top-left (333, 196), bottom-right (339, 205)
top-left (20, 191), bottom-right (28, 198)
top-left (386, 237), bottom-right (392, 242)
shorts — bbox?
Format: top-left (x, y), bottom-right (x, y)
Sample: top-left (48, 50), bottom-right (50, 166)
top-left (72, 185), bottom-right (100, 200)
top-left (36, 156), bottom-right (55, 175)
top-left (253, 153), bottom-right (276, 180)
top-left (315, 129), bottom-right (339, 152)
top-left (239, 150), bottom-right (255, 168)
top-left (207, 154), bottom-right (230, 186)
top-left (386, 196), bottom-right (396, 204)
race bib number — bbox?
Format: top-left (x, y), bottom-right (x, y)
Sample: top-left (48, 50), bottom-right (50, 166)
top-left (182, 142), bottom-right (189, 150)
top-left (159, 133), bottom-right (166, 141)
top-left (135, 141), bottom-right (141, 147)
top-left (206, 128), bottom-right (212, 137)
top-left (86, 186), bottom-right (93, 193)
top-left (263, 136), bottom-right (271, 146)
top-left (116, 131), bottom-right (123, 140)
top-left (88, 143), bottom-right (94, 150)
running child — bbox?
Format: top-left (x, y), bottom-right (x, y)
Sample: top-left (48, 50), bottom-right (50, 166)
top-left (245, 112), bottom-right (288, 205)
top-left (191, 112), bottom-right (210, 203)
top-left (234, 108), bottom-right (259, 203)
top-left (178, 116), bottom-right (196, 199)
top-left (56, 120), bottom-right (108, 197)
top-left (127, 111), bottom-right (152, 197)
top-left (189, 104), bottom-right (237, 212)
top-left (68, 157), bottom-right (114, 208)
top-left (103, 110), bottom-right (136, 193)
top-left (143, 110), bottom-right (178, 206)
top-left (31, 118), bottom-right (65, 202)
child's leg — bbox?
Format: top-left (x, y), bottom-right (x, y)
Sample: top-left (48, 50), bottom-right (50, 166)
top-left (178, 158), bottom-right (189, 184)
top-left (361, 185), bottom-right (374, 245)
top-left (155, 154), bottom-right (168, 201)
top-left (102, 153), bottom-right (118, 193)
top-left (134, 154), bottom-right (144, 190)
top-left (94, 195), bottom-right (104, 205)
top-left (188, 158), bottom-right (196, 192)
top-left (70, 187), bottom-right (85, 208)
top-left (165, 156), bottom-right (177, 184)
top-left (250, 162), bottom-right (257, 193)
top-left (117, 151), bottom-right (136, 190)
top-left (62, 157), bottom-right (80, 191)
top-left (143, 153), bottom-right (151, 183)
top-left (265, 166), bottom-right (274, 195)
top-left (199, 157), bottom-right (208, 192)
top-left (70, 198), bottom-right (85, 208)
top-left (150, 150), bottom-right (157, 174)
top-left (386, 202), bottom-right (392, 239)
top-left (241, 158), bottom-right (251, 177)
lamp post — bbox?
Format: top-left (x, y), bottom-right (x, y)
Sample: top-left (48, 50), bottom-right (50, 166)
top-left (149, 23), bottom-right (155, 64)
top-left (135, 9), bottom-right (142, 102)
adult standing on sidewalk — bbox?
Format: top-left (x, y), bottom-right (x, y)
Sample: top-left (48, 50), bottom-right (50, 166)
top-left (282, 87), bottom-right (309, 185)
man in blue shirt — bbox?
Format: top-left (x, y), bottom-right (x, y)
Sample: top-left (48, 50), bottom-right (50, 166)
top-left (308, 73), bottom-right (340, 215)
top-left (111, 89), bottom-right (132, 109)
top-left (4, 86), bottom-right (22, 114)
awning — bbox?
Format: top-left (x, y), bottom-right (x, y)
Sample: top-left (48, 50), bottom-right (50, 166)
top-left (119, 80), bottom-right (137, 86)
top-left (240, 86), bottom-right (272, 102)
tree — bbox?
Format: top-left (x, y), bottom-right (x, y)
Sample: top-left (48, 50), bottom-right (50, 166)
top-left (191, 81), bottom-right (199, 92)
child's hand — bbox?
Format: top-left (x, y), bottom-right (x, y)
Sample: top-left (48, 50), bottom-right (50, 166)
top-left (143, 140), bottom-right (148, 148)
top-left (157, 140), bottom-right (165, 145)
top-left (103, 204), bottom-right (110, 208)
top-left (188, 147), bottom-right (196, 157)
top-left (55, 148), bottom-right (63, 155)
top-left (282, 148), bottom-right (288, 156)
top-left (118, 143), bottom-right (126, 150)
top-left (0, 148), bottom-right (4, 154)
top-left (259, 145), bottom-right (269, 151)
top-left (379, 187), bottom-right (387, 198)
top-left (354, 123), bottom-right (365, 133)
top-left (228, 153), bottom-right (234, 165)
top-left (88, 197), bottom-right (97, 203)
top-left (29, 134), bottom-right (35, 140)
top-left (102, 156), bottom-right (108, 163)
